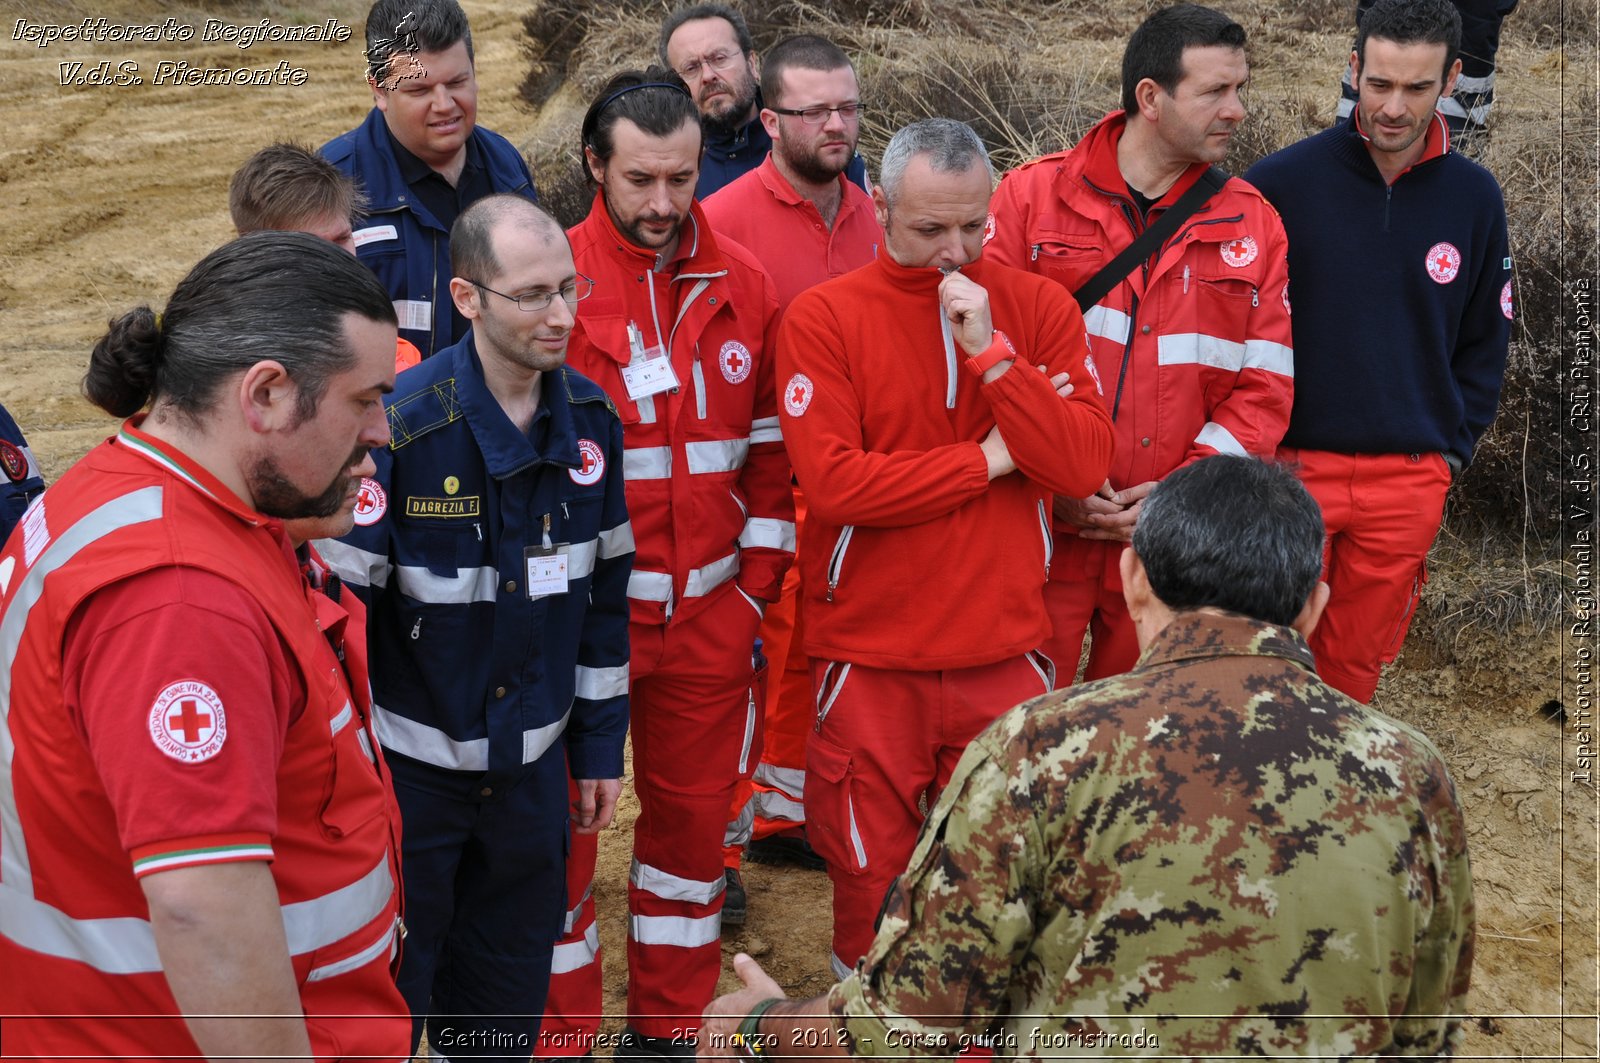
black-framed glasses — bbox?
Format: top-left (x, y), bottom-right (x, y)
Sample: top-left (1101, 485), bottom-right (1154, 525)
top-left (675, 49), bottom-right (743, 82)
top-left (768, 102), bottom-right (865, 125)
top-left (469, 274), bottom-right (595, 312)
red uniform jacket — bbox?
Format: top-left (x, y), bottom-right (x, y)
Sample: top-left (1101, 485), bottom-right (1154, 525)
top-left (777, 250), bottom-right (1115, 670)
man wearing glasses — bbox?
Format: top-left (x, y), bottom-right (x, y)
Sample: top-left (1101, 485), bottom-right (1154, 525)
top-left (700, 33), bottom-right (882, 929)
top-left (323, 195), bottom-right (632, 1061)
top-left (659, 4), bottom-right (868, 198)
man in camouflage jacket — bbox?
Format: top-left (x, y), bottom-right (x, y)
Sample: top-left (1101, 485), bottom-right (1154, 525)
top-left (701, 455), bottom-right (1475, 1058)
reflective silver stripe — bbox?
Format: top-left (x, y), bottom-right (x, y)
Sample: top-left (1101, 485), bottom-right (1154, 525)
top-left (374, 704), bottom-right (488, 771)
top-left (306, 917), bottom-right (396, 982)
top-left (330, 700), bottom-right (354, 736)
top-left (565, 537), bottom-right (598, 581)
top-left (749, 416), bottom-right (782, 445)
top-left (281, 857), bottom-right (394, 955)
top-left (562, 883), bottom-right (594, 934)
top-left (550, 921), bottom-right (600, 975)
top-left (846, 792), bottom-right (868, 869)
top-left (599, 520), bottom-right (636, 559)
top-left (1437, 96), bottom-right (1491, 124)
top-left (685, 438), bottom-right (749, 475)
top-left (1195, 421), bottom-right (1248, 457)
top-left (3, 487), bottom-right (167, 899)
top-left (830, 952), bottom-right (854, 980)
top-left (1084, 304), bottom-right (1131, 345)
top-left (629, 912), bottom-right (721, 948)
top-left (316, 537), bottom-right (391, 591)
top-left (0, 884), bottom-right (162, 973)
top-left (1157, 332), bottom-right (1245, 372)
top-left (356, 727), bottom-right (376, 763)
top-left (575, 663), bottom-right (629, 701)
top-left (624, 447), bottom-right (672, 480)
top-left (1336, 98), bottom-right (1355, 119)
top-left (753, 763), bottom-right (805, 799)
top-left (692, 359), bottom-right (708, 420)
top-left (373, 704), bottom-right (570, 769)
top-left (739, 517), bottom-right (796, 553)
top-left (627, 569), bottom-right (673, 602)
top-left (1244, 339), bottom-right (1294, 377)
top-left (630, 858), bottom-right (725, 905)
top-left (394, 564), bottom-right (497, 605)
top-left (750, 788), bottom-right (805, 824)
top-left (1454, 71), bottom-right (1494, 93)
top-left (685, 553), bottom-right (737, 598)
top-left (18, 445), bottom-right (42, 481)
top-left (724, 798), bottom-right (754, 848)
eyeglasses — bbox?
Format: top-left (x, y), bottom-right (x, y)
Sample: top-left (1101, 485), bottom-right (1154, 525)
top-left (676, 49), bottom-right (743, 82)
top-left (768, 102), bottom-right (865, 125)
top-left (470, 275), bottom-right (595, 312)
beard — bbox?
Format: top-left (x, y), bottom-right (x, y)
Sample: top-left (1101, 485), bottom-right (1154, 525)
top-left (783, 140), bottom-right (853, 186)
top-left (250, 447), bottom-right (367, 521)
top-left (700, 75), bottom-right (758, 138)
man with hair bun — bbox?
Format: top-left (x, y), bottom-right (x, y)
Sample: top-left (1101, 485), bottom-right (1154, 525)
top-left (705, 455), bottom-right (1475, 1060)
top-left (0, 232), bottom-right (408, 1062)
top-left (551, 67), bottom-right (789, 1060)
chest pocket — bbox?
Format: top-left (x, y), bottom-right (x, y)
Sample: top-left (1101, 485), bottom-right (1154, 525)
top-left (1166, 239), bottom-right (1266, 350)
top-left (314, 663), bottom-right (387, 840)
top-left (1027, 235), bottom-right (1103, 294)
top-left (573, 313), bottom-right (647, 427)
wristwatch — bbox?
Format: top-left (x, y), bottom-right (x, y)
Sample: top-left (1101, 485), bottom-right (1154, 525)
top-left (965, 330), bottom-right (1016, 377)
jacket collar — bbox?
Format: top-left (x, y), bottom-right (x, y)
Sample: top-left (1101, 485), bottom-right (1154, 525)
top-left (447, 332), bottom-right (582, 479)
top-left (704, 97), bottom-right (771, 161)
top-left (873, 244), bottom-right (992, 294)
top-left (1076, 110), bottom-right (1216, 213)
top-left (116, 416), bottom-right (267, 528)
top-left (587, 191), bottom-right (729, 280)
top-left (1135, 610), bottom-right (1317, 674)
top-left (1348, 108), bottom-right (1452, 181)
top-left (351, 108), bottom-right (529, 225)
top-left (756, 153), bottom-right (867, 217)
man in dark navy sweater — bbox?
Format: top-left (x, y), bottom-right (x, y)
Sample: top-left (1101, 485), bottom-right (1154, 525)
top-left (1245, 0), bottom-right (1511, 703)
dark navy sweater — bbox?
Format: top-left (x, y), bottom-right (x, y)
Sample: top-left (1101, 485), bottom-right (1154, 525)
top-left (1245, 116), bottom-right (1511, 467)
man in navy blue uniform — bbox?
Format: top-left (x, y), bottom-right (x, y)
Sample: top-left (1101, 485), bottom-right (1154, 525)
top-left (320, 195), bottom-right (631, 1060)
top-left (322, 0), bottom-right (538, 359)
top-left (0, 402), bottom-right (45, 545)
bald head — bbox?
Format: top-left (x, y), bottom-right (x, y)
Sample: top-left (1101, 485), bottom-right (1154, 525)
top-left (450, 194), bottom-right (565, 286)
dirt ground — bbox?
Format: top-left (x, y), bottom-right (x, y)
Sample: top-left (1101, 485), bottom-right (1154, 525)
top-left (1, 1), bottom-right (1594, 1058)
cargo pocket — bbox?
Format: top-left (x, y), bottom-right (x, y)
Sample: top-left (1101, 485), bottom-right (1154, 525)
top-left (1379, 562), bottom-right (1429, 665)
top-left (806, 731), bottom-right (869, 876)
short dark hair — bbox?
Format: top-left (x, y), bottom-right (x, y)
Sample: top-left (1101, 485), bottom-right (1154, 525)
top-left (760, 34), bottom-right (853, 107)
top-left (84, 232), bottom-right (396, 422)
top-left (580, 68), bottom-right (700, 183)
top-left (229, 143), bottom-right (366, 234)
top-left (364, 0), bottom-right (474, 83)
top-left (1355, 0), bottom-right (1462, 76)
top-left (1121, 3), bottom-right (1247, 115)
top-left (1132, 456), bottom-right (1325, 627)
top-left (451, 194), bottom-right (563, 285)
top-left (658, 3), bottom-right (753, 68)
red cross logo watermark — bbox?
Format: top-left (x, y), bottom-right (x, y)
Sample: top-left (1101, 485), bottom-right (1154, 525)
top-left (570, 439), bottom-right (606, 485)
top-left (784, 373), bottom-right (815, 417)
top-left (1425, 242), bottom-right (1461, 285)
top-left (352, 477), bottom-right (387, 527)
top-left (148, 680), bottom-right (227, 763)
top-left (719, 340), bottom-right (753, 385)
top-left (1219, 236), bottom-right (1258, 268)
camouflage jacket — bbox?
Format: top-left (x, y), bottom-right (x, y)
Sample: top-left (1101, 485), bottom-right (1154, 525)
top-left (830, 611), bottom-right (1474, 1057)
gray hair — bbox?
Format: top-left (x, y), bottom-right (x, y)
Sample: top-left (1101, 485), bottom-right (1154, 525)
top-left (878, 119), bottom-right (994, 206)
top-left (1132, 455), bottom-right (1325, 627)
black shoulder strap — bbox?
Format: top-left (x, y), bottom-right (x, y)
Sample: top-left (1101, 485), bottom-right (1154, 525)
top-left (1073, 166), bottom-right (1229, 313)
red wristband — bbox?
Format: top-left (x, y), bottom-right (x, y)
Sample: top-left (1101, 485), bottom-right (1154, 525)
top-left (965, 330), bottom-right (1016, 377)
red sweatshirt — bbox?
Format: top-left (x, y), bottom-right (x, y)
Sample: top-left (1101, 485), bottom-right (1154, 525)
top-left (777, 250), bottom-right (1114, 670)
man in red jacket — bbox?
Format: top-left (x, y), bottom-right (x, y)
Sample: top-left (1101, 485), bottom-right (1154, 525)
top-left (777, 117), bottom-right (1115, 973)
top-left (542, 69), bottom-right (789, 1061)
top-left (985, 3), bottom-right (1294, 684)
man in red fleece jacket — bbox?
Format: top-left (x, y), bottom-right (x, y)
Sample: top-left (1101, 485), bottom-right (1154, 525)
top-left (776, 117), bottom-right (1115, 974)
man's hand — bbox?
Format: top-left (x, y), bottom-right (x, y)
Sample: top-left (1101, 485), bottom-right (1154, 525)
top-left (573, 777), bottom-right (622, 834)
top-left (938, 271), bottom-right (995, 356)
top-left (1077, 480), bottom-right (1158, 541)
top-left (700, 953), bottom-right (788, 1059)
top-left (1041, 366), bottom-right (1075, 398)
top-left (1053, 480), bottom-right (1121, 528)
top-left (978, 424), bottom-right (1016, 481)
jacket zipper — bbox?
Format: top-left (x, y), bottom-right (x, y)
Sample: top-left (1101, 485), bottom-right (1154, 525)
top-left (937, 300), bottom-right (957, 409)
top-left (1037, 499), bottom-right (1053, 580)
top-left (691, 353), bottom-right (708, 419)
top-left (826, 525), bottom-right (855, 602)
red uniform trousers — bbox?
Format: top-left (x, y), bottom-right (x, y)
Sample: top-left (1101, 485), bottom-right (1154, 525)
top-left (536, 787), bottom-right (602, 1058)
top-left (725, 493), bottom-right (811, 868)
top-left (1040, 534), bottom-right (1141, 685)
top-left (630, 584), bottom-right (763, 1035)
top-left (1283, 448), bottom-right (1452, 703)
top-left (806, 653), bottom-right (1054, 972)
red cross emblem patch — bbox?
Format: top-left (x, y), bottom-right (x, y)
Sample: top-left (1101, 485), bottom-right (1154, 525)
top-left (570, 439), bottom-right (606, 485)
top-left (784, 373), bottom-right (815, 417)
top-left (0, 439), bottom-right (27, 482)
top-left (719, 340), bottom-right (753, 385)
top-left (148, 680), bottom-right (227, 763)
top-left (1220, 236), bottom-right (1258, 268)
top-left (1425, 242), bottom-right (1461, 284)
top-left (1500, 280), bottom-right (1514, 320)
top-left (352, 477), bottom-right (387, 527)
